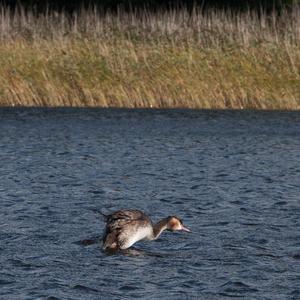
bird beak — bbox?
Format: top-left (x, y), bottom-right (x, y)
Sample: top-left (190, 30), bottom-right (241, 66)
top-left (181, 225), bottom-right (191, 232)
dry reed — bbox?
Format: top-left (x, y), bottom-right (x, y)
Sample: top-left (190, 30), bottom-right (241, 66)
top-left (0, 5), bottom-right (300, 109)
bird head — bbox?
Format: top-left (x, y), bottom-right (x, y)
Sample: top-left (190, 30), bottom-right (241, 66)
top-left (167, 216), bottom-right (190, 232)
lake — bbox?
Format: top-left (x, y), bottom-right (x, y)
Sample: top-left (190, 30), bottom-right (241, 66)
top-left (0, 108), bottom-right (299, 299)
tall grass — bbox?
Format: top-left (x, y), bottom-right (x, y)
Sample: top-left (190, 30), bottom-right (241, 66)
top-left (0, 5), bottom-right (299, 108)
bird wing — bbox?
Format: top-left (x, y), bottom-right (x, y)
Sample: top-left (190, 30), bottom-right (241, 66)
top-left (102, 210), bottom-right (151, 250)
top-left (105, 210), bottom-right (149, 232)
top-left (106, 210), bottom-right (146, 222)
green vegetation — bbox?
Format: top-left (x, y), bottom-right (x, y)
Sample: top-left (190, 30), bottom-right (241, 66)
top-left (0, 5), bottom-right (299, 109)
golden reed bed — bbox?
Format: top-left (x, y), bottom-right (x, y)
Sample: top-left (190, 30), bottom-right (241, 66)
top-left (0, 6), bottom-right (299, 109)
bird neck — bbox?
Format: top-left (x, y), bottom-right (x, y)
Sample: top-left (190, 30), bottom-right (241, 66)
top-left (151, 218), bottom-right (170, 240)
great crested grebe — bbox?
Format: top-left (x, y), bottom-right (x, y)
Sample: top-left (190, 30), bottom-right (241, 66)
top-left (102, 209), bottom-right (190, 251)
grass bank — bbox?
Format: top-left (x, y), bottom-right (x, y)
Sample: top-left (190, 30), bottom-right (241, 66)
top-left (0, 6), bottom-right (300, 109)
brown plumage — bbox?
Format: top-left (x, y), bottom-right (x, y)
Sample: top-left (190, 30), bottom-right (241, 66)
top-left (102, 209), bottom-right (190, 251)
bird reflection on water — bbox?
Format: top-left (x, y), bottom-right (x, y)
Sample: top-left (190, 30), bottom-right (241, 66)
top-left (78, 237), bottom-right (176, 258)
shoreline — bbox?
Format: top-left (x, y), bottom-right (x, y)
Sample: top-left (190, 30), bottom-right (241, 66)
top-left (0, 106), bottom-right (299, 112)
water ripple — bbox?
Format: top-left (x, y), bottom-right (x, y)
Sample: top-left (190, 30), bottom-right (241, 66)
top-left (0, 109), bottom-right (299, 299)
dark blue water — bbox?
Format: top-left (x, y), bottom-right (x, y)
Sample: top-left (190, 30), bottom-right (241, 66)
top-left (1, 109), bottom-right (299, 299)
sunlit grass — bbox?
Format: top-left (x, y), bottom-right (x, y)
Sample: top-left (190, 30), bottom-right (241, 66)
top-left (0, 6), bottom-right (299, 109)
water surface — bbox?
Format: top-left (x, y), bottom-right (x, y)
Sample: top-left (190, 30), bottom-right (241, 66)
top-left (0, 109), bottom-right (299, 299)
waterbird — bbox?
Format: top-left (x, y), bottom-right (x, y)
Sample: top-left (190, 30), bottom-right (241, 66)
top-left (102, 209), bottom-right (190, 251)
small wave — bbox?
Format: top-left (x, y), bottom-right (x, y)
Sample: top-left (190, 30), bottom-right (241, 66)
top-left (72, 284), bottom-right (99, 293)
top-left (119, 285), bottom-right (139, 291)
top-left (219, 280), bottom-right (258, 296)
top-left (74, 238), bottom-right (100, 246)
top-left (0, 279), bottom-right (14, 286)
top-left (291, 253), bottom-right (300, 260)
top-left (274, 201), bottom-right (287, 206)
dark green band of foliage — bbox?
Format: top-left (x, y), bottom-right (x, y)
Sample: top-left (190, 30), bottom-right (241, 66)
top-left (2, 0), bottom-right (300, 12)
